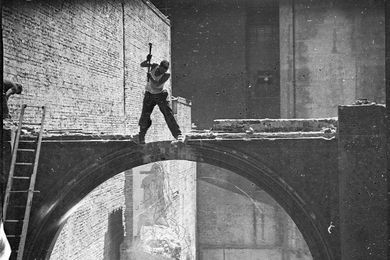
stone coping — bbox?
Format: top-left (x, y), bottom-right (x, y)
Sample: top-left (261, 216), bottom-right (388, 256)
top-left (2, 129), bottom-right (336, 142)
top-left (172, 96), bottom-right (192, 106)
top-left (2, 117), bottom-right (338, 141)
top-left (213, 118), bottom-right (338, 133)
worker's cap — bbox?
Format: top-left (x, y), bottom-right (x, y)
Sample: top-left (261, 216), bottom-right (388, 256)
top-left (160, 60), bottom-right (170, 70)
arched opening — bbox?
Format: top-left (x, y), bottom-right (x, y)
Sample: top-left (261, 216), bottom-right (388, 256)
top-left (50, 161), bottom-right (313, 260)
top-left (25, 142), bottom-right (334, 260)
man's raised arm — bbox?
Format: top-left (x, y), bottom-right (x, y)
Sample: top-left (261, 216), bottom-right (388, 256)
top-left (141, 54), bottom-right (152, 67)
top-left (140, 60), bottom-right (151, 67)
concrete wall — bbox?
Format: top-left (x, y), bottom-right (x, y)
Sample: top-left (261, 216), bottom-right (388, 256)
top-left (171, 2), bottom-right (247, 129)
top-left (171, 0), bottom-right (385, 126)
top-left (387, 1), bottom-right (390, 111)
top-left (338, 104), bottom-right (387, 259)
top-left (246, 1), bottom-right (281, 119)
top-left (197, 163), bottom-right (312, 260)
top-left (280, 0), bottom-right (386, 118)
top-left (3, 0), bottom-right (171, 138)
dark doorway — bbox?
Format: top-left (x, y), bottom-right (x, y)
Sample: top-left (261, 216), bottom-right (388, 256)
top-left (246, 1), bottom-right (280, 118)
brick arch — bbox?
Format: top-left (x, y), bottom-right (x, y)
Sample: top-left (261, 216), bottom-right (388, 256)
top-left (26, 141), bottom-right (334, 260)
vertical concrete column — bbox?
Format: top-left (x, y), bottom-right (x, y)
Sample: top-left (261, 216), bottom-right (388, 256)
top-left (279, 0), bottom-right (295, 118)
top-left (387, 0), bottom-right (390, 109)
top-left (385, 3), bottom-right (390, 258)
top-left (338, 105), bottom-right (387, 259)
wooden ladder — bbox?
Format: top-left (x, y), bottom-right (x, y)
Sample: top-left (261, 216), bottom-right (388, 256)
top-left (3, 104), bottom-right (46, 260)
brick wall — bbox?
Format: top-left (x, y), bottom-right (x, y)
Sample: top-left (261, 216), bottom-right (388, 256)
top-left (50, 174), bottom-right (126, 260)
top-left (172, 96), bottom-right (192, 133)
top-left (280, 0), bottom-right (386, 118)
top-left (3, 0), bottom-right (172, 138)
top-left (103, 208), bottom-right (124, 260)
top-left (122, 0), bottom-right (173, 139)
top-left (50, 161), bottom-right (196, 260)
top-left (4, 0), bottom-right (197, 259)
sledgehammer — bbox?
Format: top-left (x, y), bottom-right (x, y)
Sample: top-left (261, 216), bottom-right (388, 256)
top-left (147, 43), bottom-right (152, 81)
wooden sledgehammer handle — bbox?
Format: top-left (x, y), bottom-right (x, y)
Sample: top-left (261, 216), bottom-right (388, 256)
top-left (147, 43), bottom-right (152, 81)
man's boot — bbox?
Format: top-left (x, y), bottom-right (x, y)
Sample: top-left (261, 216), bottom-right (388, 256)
top-left (172, 134), bottom-right (186, 144)
top-left (138, 132), bottom-right (145, 144)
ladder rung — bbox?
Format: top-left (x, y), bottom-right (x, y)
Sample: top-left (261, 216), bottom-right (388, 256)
top-left (20, 133), bottom-right (38, 137)
top-left (15, 162), bottom-right (33, 166)
top-left (22, 122), bottom-right (41, 125)
top-left (4, 220), bottom-right (23, 223)
top-left (17, 149), bottom-right (35, 152)
top-left (6, 105), bottom-right (45, 260)
top-left (25, 105), bottom-right (44, 108)
top-left (10, 189), bottom-right (39, 193)
top-left (12, 176), bottom-right (30, 180)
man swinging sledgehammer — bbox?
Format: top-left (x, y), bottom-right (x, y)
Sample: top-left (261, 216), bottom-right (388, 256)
top-left (137, 44), bottom-right (185, 144)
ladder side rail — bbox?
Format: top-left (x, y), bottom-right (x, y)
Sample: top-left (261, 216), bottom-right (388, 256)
top-left (17, 106), bottom-right (46, 260)
top-left (3, 104), bottom-right (27, 220)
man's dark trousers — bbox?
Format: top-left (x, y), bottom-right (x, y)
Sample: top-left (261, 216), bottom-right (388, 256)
top-left (138, 91), bottom-right (181, 140)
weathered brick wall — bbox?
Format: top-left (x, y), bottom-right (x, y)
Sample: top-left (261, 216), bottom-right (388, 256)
top-left (103, 208), bottom-right (124, 260)
top-left (280, 0), bottom-right (386, 118)
top-left (51, 174), bottom-right (126, 260)
top-left (173, 96), bottom-right (192, 133)
top-left (122, 0), bottom-right (172, 139)
top-left (3, 0), bottom-right (172, 138)
top-left (7, 0), bottom-right (196, 259)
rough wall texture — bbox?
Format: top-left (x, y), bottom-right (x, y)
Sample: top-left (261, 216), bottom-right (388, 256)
top-left (197, 163), bottom-right (311, 260)
top-left (51, 174), bottom-right (126, 260)
top-left (172, 97), bottom-right (192, 133)
top-left (280, 0), bottom-right (386, 118)
top-left (103, 208), bottom-right (124, 260)
top-left (338, 104), bottom-right (387, 259)
top-left (121, 161), bottom-right (196, 260)
top-left (171, 2), bottom-right (247, 129)
top-left (171, 0), bottom-right (385, 126)
top-left (3, 0), bottom-right (172, 138)
top-left (122, 0), bottom-right (172, 138)
top-left (49, 99), bottom-right (192, 259)
top-left (2, 0), bottom-right (196, 259)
